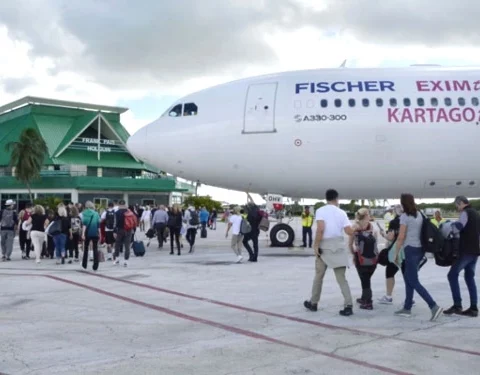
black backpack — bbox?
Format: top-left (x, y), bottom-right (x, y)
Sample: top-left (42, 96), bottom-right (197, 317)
top-left (105, 210), bottom-right (115, 230)
top-left (355, 224), bottom-right (378, 266)
top-left (420, 211), bottom-right (444, 254)
top-left (189, 210), bottom-right (199, 226)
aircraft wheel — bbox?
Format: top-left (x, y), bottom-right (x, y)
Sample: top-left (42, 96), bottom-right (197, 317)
top-left (270, 223), bottom-right (295, 247)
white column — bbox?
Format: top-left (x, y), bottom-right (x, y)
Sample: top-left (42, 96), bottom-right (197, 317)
top-left (71, 190), bottom-right (79, 204)
top-left (123, 192), bottom-right (128, 205)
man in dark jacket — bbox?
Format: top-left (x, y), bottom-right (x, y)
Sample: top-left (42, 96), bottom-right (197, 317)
top-left (444, 196), bottom-right (480, 317)
top-left (242, 202), bottom-right (262, 262)
top-left (1, 199), bottom-right (18, 261)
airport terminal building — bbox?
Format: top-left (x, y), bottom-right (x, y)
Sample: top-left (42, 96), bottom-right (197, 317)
top-left (0, 96), bottom-right (194, 209)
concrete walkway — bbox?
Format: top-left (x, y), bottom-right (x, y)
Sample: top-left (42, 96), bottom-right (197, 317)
top-left (0, 219), bottom-right (478, 375)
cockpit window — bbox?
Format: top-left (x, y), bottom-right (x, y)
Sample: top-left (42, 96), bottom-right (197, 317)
top-left (183, 103), bottom-right (198, 116)
top-left (168, 104), bottom-right (183, 117)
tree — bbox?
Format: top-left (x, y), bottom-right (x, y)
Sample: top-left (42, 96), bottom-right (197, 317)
top-left (183, 195), bottom-right (222, 212)
top-left (5, 128), bottom-right (48, 203)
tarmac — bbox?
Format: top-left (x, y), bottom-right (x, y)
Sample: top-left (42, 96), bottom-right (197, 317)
top-left (0, 217), bottom-right (479, 375)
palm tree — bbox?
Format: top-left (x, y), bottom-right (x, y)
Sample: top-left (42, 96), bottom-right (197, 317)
top-left (5, 128), bottom-right (48, 203)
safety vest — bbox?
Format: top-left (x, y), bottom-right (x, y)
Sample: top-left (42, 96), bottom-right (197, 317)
top-left (302, 213), bottom-right (313, 227)
top-left (430, 218), bottom-right (446, 228)
top-left (384, 213), bottom-right (394, 230)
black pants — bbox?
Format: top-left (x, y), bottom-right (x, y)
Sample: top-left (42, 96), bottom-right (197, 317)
top-left (115, 229), bottom-right (132, 260)
top-left (69, 233), bottom-right (80, 259)
top-left (155, 223), bottom-right (166, 247)
top-left (243, 232), bottom-right (259, 261)
top-left (356, 263), bottom-right (377, 302)
top-left (19, 229), bottom-right (31, 257)
top-left (42, 236), bottom-right (55, 258)
top-left (82, 237), bottom-right (99, 271)
top-left (302, 227), bottom-right (312, 247)
top-left (186, 228), bottom-right (197, 249)
top-left (169, 226), bottom-right (181, 253)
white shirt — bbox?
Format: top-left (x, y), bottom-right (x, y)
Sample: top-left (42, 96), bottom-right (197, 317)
top-left (229, 214), bottom-right (243, 235)
top-left (315, 204), bottom-right (351, 239)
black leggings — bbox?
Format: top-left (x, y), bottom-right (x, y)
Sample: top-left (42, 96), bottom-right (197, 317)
top-left (82, 237), bottom-right (99, 271)
top-left (356, 265), bottom-right (377, 302)
top-left (169, 226), bottom-right (181, 252)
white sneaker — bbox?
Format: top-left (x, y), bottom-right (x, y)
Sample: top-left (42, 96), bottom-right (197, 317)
top-left (236, 255), bottom-right (243, 263)
top-left (123, 260), bottom-right (128, 267)
top-left (113, 259), bottom-right (119, 265)
top-left (36, 259), bottom-right (41, 264)
top-left (378, 295), bottom-right (393, 304)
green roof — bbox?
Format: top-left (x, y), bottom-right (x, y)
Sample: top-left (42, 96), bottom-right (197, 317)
top-left (0, 98), bottom-right (157, 173)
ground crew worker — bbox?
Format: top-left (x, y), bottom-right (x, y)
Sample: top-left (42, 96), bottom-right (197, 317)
top-left (383, 207), bottom-right (394, 231)
top-left (431, 210), bottom-right (446, 228)
top-left (301, 206), bottom-right (314, 248)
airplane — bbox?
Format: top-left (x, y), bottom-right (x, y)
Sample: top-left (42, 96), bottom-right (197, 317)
top-left (126, 65), bottom-right (480, 247)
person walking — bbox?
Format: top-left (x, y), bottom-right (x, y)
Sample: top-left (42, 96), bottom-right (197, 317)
top-left (303, 189), bottom-right (355, 316)
top-left (393, 193), bottom-right (443, 321)
top-left (81, 201), bottom-right (101, 271)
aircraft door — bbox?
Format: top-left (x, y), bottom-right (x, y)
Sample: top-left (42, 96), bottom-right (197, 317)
top-left (243, 82), bottom-right (277, 134)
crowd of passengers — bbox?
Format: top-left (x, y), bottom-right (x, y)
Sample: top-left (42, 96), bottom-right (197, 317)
top-left (302, 189), bottom-right (479, 320)
top-left (1, 190), bottom-right (478, 321)
top-left (0, 200), bottom-right (218, 269)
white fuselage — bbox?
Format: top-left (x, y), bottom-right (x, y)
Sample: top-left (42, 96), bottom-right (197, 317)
top-left (127, 67), bottom-right (480, 200)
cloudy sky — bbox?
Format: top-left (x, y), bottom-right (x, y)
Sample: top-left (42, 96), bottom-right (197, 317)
top-left (1, 0), bottom-right (480, 204)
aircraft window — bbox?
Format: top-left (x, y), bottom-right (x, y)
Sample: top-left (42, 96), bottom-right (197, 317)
top-left (334, 99), bottom-right (342, 108)
top-left (362, 98), bottom-right (369, 107)
top-left (458, 97), bottom-right (466, 106)
top-left (348, 99), bottom-right (355, 107)
top-left (431, 98), bottom-right (438, 106)
top-left (320, 99), bottom-right (328, 108)
top-left (376, 98), bottom-right (383, 107)
top-left (445, 97), bottom-right (452, 106)
top-left (403, 98), bottom-right (411, 107)
top-left (183, 102), bottom-right (198, 116)
top-left (472, 97), bottom-right (479, 106)
top-left (389, 98), bottom-right (397, 107)
top-left (417, 98), bottom-right (425, 106)
top-left (168, 104), bottom-right (183, 117)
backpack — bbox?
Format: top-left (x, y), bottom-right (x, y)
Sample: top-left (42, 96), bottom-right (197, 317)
top-left (434, 221), bottom-right (460, 267)
top-left (124, 210), bottom-right (137, 231)
top-left (1, 209), bottom-right (15, 228)
top-left (420, 211), bottom-right (444, 254)
top-left (105, 210), bottom-right (115, 230)
top-left (355, 224), bottom-right (378, 266)
top-left (189, 210), bottom-right (199, 226)
top-left (240, 218), bottom-right (252, 235)
top-left (71, 217), bottom-right (82, 234)
top-left (257, 209), bottom-right (270, 231)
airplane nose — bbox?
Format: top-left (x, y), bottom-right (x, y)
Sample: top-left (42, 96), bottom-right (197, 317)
top-left (127, 127), bottom-right (148, 162)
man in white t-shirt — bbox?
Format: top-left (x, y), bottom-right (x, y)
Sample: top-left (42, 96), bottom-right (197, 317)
top-left (303, 189), bottom-right (355, 316)
top-left (226, 207), bottom-right (244, 263)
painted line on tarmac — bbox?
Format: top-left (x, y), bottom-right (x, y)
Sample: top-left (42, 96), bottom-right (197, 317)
top-left (2, 273), bottom-right (411, 375)
top-left (83, 271), bottom-right (480, 358)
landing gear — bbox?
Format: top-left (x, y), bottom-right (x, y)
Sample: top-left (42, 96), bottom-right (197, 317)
top-left (262, 193), bottom-right (296, 248)
top-left (269, 223), bottom-right (295, 247)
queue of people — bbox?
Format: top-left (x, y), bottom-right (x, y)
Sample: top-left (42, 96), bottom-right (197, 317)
top-left (304, 189), bottom-right (479, 320)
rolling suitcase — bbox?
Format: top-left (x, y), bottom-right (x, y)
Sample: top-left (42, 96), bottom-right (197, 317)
top-left (132, 239), bottom-right (146, 256)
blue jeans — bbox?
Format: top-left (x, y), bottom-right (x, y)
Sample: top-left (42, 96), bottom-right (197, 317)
top-left (53, 234), bottom-right (67, 259)
top-left (447, 254), bottom-right (478, 308)
top-left (403, 246), bottom-right (437, 310)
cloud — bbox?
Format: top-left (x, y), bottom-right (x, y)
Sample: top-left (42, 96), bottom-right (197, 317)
top-left (2, 0), bottom-right (480, 96)
top-left (1, 76), bottom-right (37, 93)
